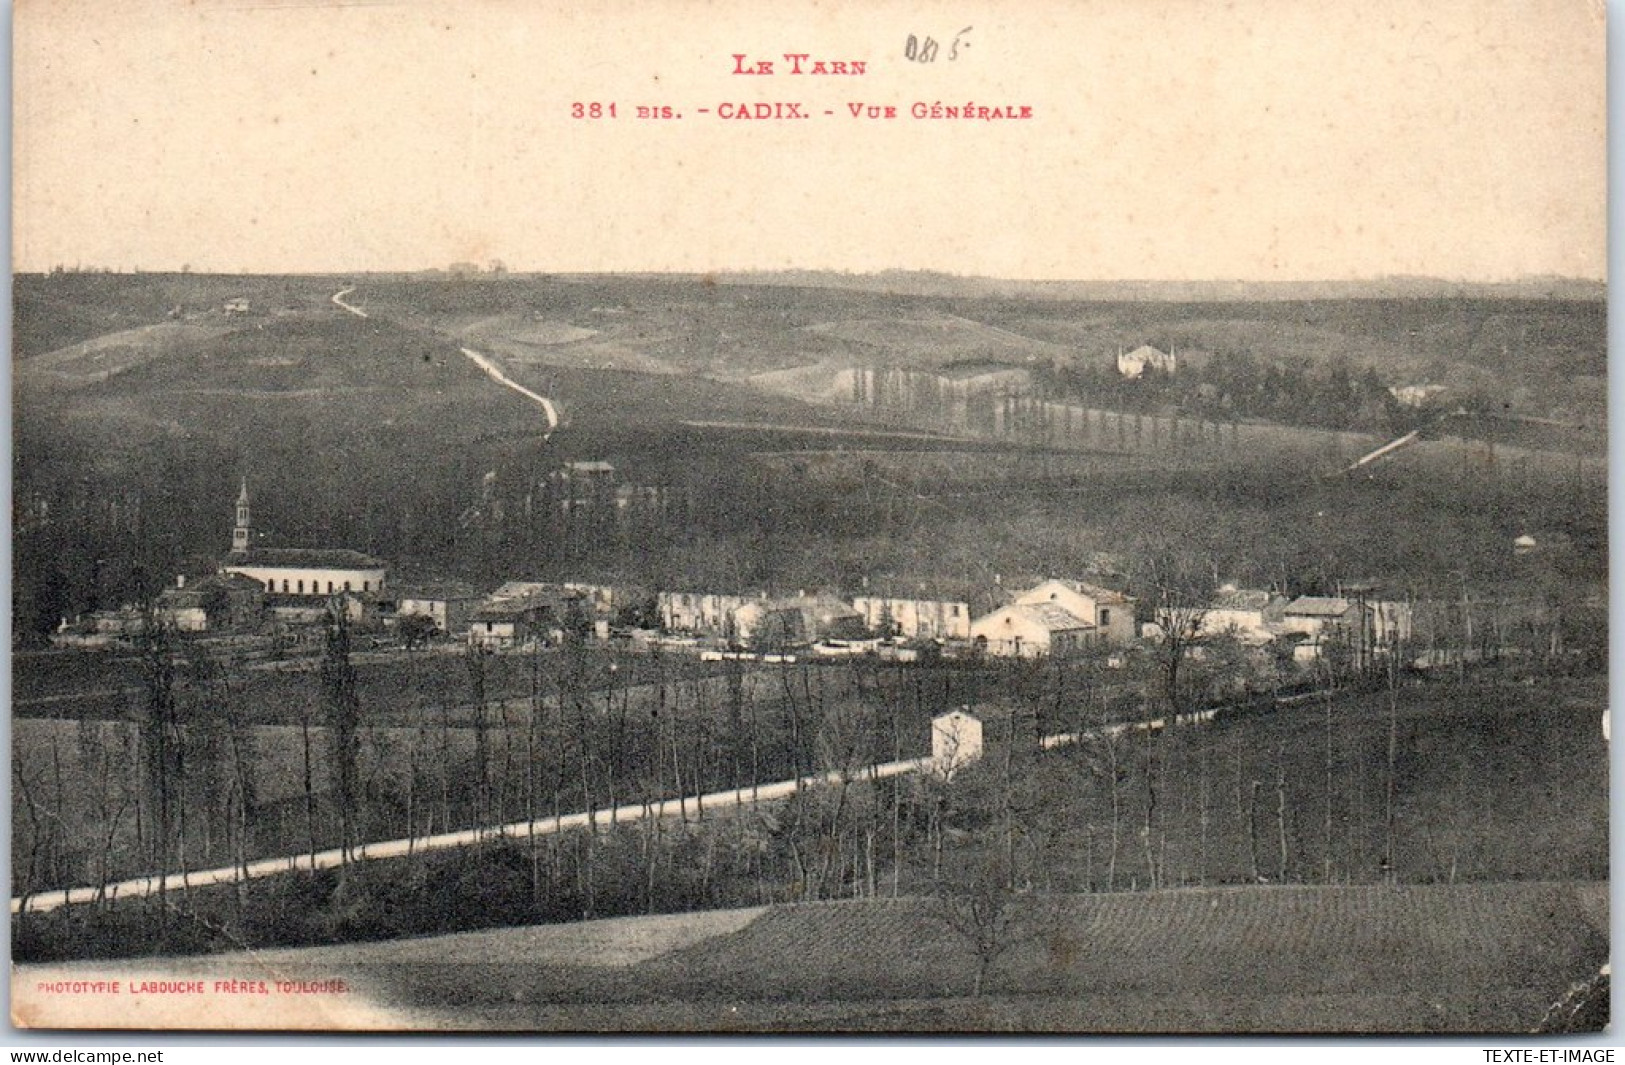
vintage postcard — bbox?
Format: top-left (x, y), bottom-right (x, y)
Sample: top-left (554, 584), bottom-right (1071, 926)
top-left (10, 0), bottom-right (1607, 1033)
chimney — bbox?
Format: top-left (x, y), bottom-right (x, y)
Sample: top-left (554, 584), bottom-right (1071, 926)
top-left (176, 575), bottom-right (186, 589)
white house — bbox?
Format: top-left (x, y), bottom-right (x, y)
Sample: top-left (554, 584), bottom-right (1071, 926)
top-left (1116, 344), bottom-right (1177, 379)
top-left (851, 596), bottom-right (971, 641)
top-left (1198, 587), bottom-right (1285, 644)
top-left (969, 603), bottom-right (1094, 658)
top-left (931, 709), bottom-right (984, 778)
top-left (657, 591), bottom-right (761, 638)
top-left (1013, 579), bottom-right (1136, 646)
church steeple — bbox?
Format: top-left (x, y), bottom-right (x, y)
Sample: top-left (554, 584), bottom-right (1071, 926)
top-left (231, 479), bottom-right (252, 554)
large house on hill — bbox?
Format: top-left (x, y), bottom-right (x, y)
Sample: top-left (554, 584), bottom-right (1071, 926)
top-left (1116, 344), bottom-right (1178, 379)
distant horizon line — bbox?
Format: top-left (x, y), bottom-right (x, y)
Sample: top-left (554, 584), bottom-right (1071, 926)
top-left (14, 266), bottom-right (1607, 288)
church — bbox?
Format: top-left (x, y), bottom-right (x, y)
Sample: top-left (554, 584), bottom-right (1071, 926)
top-left (219, 481), bottom-right (389, 603)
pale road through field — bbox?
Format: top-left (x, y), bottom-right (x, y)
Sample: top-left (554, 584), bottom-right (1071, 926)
top-left (332, 286), bottom-right (559, 438)
top-left (10, 756), bottom-right (938, 915)
top-left (330, 286), bottom-right (369, 318)
top-left (9, 705), bottom-right (1222, 916)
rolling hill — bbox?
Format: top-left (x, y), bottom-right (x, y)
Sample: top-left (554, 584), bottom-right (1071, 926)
top-left (15, 881), bottom-right (1603, 1031)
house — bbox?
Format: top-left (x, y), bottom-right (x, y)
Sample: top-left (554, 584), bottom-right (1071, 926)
top-left (657, 591), bottom-right (761, 638)
top-left (155, 573), bottom-right (265, 633)
top-left (969, 603), bottom-right (1094, 658)
top-left (734, 593), bottom-right (867, 648)
top-left (1116, 344), bottom-right (1177, 379)
top-left (931, 709), bottom-right (985, 777)
top-left (731, 600), bottom-right (809, 649)
top-left (1389, 384), bottom-right (1447, 408)
top-left (1198, 587), bottom-right (1285, 644)
top-left (1013, 579), bottom-right (1136, 646)
top-left (563, 582), bottom-right (620, 619)
top-left (467, 589), bottom-right (581, 649)
top-left (223, 297), bottom-right (251, 315)
top-left (392, 581), bottom-right (483, 635)
top-left (1277, 596), bottom-right (1356, 641)
top-left (851, 596), bottom-right (971, 641)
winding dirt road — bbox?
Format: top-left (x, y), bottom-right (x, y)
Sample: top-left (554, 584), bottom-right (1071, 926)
top-left (332, 286), bottom-right (559, 438)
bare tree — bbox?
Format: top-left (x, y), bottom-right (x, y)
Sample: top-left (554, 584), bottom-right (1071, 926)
top-left (135, 605), bottom-right (182, 937)
top-left (322, 603), bottom-right (362, 862)
top-left (934, 851), bottom-right (1034, 997)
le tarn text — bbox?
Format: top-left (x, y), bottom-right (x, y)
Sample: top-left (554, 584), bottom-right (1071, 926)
top-left (571, 46), bottom-right (1030, 123)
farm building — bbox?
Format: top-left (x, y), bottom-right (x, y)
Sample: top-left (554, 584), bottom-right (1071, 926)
top-left (1116, 344), bottom-right (1177, 379)
top-left (1198, 587), bottom-right (1286, 644)
top-left (1013, 579), bottom-right (1136, 646)
top-left (851, 596), bottom-right (971, 641)
top-left (1389, 383), bottom-right (1447, 408)
top-left (733, 594), bottom-right (866, 648)
top-left (552, 461), bottom-right (618, 517)
top-left (392, 581), bottom-right (483, 635)
top-left (155, 572), bottom-right (265, 633)
top-left (731, 600), bottom-right (809, 649)
top-left (969, 602), bottom-right (1095, 658)
top-left (467, 588), bottom-right (584, 649)
top-left (1277, 596), bottom-right (1356, 640)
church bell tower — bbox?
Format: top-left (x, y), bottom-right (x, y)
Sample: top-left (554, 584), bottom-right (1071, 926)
top-left (231, 479), bottom-right (252, 554)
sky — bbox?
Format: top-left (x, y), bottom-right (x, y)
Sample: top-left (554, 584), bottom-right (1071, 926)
top-left (12, 0), bottom-right (1607, 281)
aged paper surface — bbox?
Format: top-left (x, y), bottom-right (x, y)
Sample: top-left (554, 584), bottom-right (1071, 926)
top-left (11, 0), bottom-right (1607, 1033)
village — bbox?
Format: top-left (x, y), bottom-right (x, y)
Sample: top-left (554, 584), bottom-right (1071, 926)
top-left (46, 475), bottom-right (1452, 688)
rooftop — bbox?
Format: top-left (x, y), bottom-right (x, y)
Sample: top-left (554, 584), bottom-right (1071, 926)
top-left (394, 580), bottom-right (483, 601)
top-left (228, 548), bottom-right (386, 569)
top-left (1284, 596), bottom-right (1353, 617)
top-left (1005, 603), bottom-right (1094, 632)
top-left (1035, 578), bottom-right (1133, 605)
top-left (1210, 589), bottom-right (1277, 612)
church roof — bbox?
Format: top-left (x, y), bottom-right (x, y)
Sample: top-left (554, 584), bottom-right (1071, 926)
top-left (228, 548), bottom-right (386, 569)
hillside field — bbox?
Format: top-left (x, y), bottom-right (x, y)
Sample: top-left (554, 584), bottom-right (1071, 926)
top-left (14, 881), bottom-right (1604, 1032)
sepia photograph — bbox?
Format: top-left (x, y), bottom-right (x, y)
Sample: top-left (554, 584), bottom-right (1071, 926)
top-left (8, 0), bottom-right (1609, 1034)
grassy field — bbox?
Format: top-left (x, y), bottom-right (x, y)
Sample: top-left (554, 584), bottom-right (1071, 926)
top-left (30, 881), bottom-right (1598, 1032)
